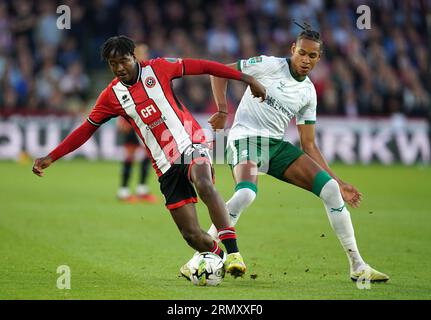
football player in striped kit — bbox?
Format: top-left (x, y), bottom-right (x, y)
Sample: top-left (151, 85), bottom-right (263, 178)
top-left (32, 35), bottom-right (266, 279)
top-left (116, 42), bottom-right (158, 204)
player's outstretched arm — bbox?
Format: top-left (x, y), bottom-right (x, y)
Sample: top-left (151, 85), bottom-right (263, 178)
top-left (183, 59), bottom-right (266, 101)
top-left (297, 124), bottom-right (362, 208)
top-left (32, 120), bottom-right (98, 177)
top-left (207, 63), bottom-right (236, 130)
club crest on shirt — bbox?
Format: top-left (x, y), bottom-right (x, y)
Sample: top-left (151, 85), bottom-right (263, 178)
top-left (277, 81), bottom-right (287, 93)
top-left (145, 76), bottom-right (156, 88)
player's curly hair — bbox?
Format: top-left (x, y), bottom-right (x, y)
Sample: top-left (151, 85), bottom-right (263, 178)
top-left (101, 35), bottom-right (136, 61)
top-left (294, 21), bottom-right (323, 51)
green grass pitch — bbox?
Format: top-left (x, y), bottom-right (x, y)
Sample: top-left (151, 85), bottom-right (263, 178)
top-left (0, 160), bottom-right (430, 299)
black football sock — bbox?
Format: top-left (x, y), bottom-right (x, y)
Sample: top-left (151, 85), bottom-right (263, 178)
top-left (217, 227), bottom-right (239, 254)
top-left (139, 157), bottom-right (151, 185)
top-left (121, 160), bottom-right (132, 187)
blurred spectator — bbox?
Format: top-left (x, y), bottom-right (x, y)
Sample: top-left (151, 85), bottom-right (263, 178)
top-left (0, 2), bottom-right (13, 55)
top-left (59, 36), bottom-right (81, 69)
top-left (59, 61), bottom-right (89, 101)
top-left (207, 15), bottom-right (240, 58)
top-left (35, 0), bottom-right (64, 48)
top-left (12, 0), bottom-right (36, 38)
top-left (35, 48), bottom-right (64, 109)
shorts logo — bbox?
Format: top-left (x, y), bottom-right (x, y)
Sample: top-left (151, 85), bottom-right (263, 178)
top-left (145, 76), bottom-right (156, 88)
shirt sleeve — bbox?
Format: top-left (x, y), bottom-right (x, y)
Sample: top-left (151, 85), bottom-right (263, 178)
top-left (87, 88), bottom-right (118, 126)
top-left (182, 59), bottom-right (241, 80)
top-left (296, 84), bottom-right (317, 125)
top-left (237, 55), bottom-right (285, 78)
top-left (151, 57), bottom-right (184, 80)
top-left (48, 121), bottom-right (98, 162)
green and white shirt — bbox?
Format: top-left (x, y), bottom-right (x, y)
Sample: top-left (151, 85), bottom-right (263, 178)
top-left (228, 55), bottom-right (317, 144)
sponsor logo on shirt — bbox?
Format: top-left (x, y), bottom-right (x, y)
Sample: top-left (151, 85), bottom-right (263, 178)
top-left (121, 94), bottom-right (130, 103)
top-left (265, 94), bottom-right (295, 120)
top-left (146, 116), bottom-right (167, 130)
top-left (247, 56), bottom-right (263, 64)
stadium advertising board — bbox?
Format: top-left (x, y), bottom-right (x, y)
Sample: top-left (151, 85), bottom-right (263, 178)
top-left (0, 115), bottom-right (429, 165)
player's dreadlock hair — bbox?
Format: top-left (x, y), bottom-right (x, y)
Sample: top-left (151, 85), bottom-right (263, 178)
top-left (294, 21), bottom-right (323, 51)
top-left (101, 35), bottom-right (136, 61)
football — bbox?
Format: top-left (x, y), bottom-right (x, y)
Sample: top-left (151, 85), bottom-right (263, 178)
top-left (190, 252), bottom-right (225, 286)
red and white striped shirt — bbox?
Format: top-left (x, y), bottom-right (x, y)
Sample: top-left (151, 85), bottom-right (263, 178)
top-left (49, 58), bottom-right (242, 176)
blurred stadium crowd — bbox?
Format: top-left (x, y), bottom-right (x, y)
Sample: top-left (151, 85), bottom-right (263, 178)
top-left (0, 0), bottom-right (430, 119)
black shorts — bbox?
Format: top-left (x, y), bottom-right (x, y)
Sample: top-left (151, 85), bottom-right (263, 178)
top-left (159, 144), bottom-right (214, 210)
top-left (119, 130), bottom-right (140, 145)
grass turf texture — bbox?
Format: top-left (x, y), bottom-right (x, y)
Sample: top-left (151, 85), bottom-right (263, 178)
top-left (0, 160), bottom-right (430, 299)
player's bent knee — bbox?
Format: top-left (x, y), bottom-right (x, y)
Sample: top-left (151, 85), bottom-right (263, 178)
top-left (194, 178), bottom-right (216, 200)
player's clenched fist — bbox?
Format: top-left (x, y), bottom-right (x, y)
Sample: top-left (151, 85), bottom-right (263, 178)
top-left (249, 79), bottom-right (266, 102)
top-left (32, 156), bottom-right (53, 177)
top-left (240, 74), bottom-right (266, 102)
top-left (208, 111), bottom-right (228, 130)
